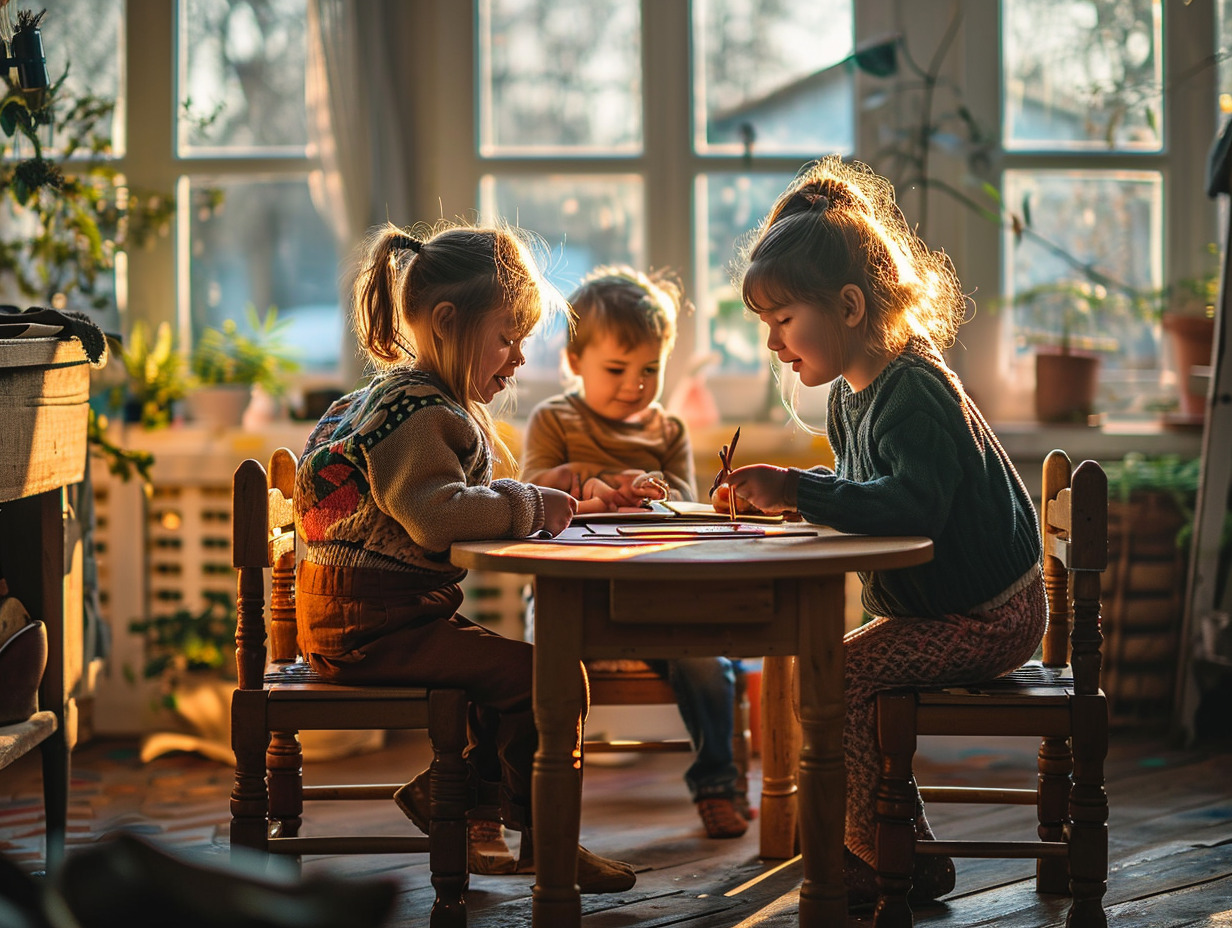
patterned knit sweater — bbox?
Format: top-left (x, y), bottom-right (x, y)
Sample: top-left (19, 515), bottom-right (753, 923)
top-left (295, 368), bottom-right (545, 584)
top-left (521, 393), bottom-right (697, 501)
top-left (789, 341), bottom-right (1041, 618)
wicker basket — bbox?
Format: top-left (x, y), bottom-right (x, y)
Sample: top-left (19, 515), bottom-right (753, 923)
top-left (0, 338), bottom-right (90, 501)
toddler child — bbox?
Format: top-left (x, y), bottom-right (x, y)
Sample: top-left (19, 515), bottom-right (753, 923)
top-left (523, 265), bottom-right (750, 839)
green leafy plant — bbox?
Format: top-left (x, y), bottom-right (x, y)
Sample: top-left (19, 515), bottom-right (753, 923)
top-left (1157, 243), bottom-right (1220, 320)
top-left (1007, 279), bottom-right (1147, 355)
top-left (112, 320), bottom-right (190, 429)
top-left (190, 306), bottom-right (300, 395)
top-left (1102, 453), bottom-right (1232, 559)
top-left (0, 74), bottom-right (174, 311)
top-left (127, 591), bottom-right (236, 710)
top-left (1105, 451), bottom-right (1199, 510)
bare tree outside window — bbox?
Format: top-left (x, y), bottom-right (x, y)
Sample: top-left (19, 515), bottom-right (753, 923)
top-left (179, 0), bottom-right (309, 154)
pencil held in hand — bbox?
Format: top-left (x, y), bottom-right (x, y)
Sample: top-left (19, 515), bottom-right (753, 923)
top-left (709, 427), bottom-right (741, 520)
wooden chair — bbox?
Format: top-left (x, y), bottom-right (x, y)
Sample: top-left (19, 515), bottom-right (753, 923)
top-left (229, 448), bottom-right (469, 928)
top-left (872, 449), bottom-right (1109, 928)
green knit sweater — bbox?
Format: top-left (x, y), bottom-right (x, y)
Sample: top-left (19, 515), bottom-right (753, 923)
top-left (790, 342), bottom-right (1041, 618)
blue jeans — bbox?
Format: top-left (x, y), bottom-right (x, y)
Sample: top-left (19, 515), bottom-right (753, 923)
top-left (647, 657), bottom-right (740, 801)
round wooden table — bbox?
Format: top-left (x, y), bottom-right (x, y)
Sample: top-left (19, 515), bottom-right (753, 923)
top-left (452, 525), bottom-right (933, 928)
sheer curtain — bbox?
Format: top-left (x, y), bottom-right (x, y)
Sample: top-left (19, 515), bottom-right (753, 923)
top-left (306, 0), bottom-right (411, 385)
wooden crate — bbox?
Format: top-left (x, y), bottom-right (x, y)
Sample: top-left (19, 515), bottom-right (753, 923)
top-left (0, 339), bottom-right (90, 500)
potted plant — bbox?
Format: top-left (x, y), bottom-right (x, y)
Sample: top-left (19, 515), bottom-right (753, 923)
top-left (1008, 280), bottom-right (1137, 424)
top-left (125, 590), bottom-right (236, 761)
top-left (109, 320), bottom-right (189, 430)
top-left (127, 590), bottom-right (236, 706)
top-left (186, 305), bottom-right (299, 428)
top-left (1158, 247), bottom-right (1219, 424)
top-left (1097, 453), bottom-right (1223, 726)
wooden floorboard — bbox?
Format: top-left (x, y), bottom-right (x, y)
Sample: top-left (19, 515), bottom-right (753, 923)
top-left (1, 730), bottom-right (1230, 926)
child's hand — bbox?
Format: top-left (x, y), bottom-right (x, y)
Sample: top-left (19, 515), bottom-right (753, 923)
top-left (580, 476), bottom-right (626, 510)
top-left (599, 470), bottom-right (668, 507)
top-left (724, 464), bottom-right (794, 514)
top-left (629, 472), bottom-right (670, 502)
top-left (575, 497), bottom-right (614, 514)
top-left (711, 483), bottom-right (761, 515)
top-left (539, 487), bottom-right (578, 536)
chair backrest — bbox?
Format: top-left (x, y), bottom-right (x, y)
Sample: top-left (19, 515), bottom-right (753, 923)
top-left (231, 448), bottom-right (300, 692)
top-left (1040, 449), bottom-right (1108, 696)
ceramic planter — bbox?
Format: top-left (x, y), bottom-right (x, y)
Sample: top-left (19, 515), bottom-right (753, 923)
top-left (184, 384), bottom-right (252, 429)
top-left (1034, 351), bottom-right (1100, 424)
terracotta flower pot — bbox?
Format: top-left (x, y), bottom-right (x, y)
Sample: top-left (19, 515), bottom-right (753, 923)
top-left (1034, 351), bottom-right (1100, 424)
top-left (1162, 313), bottom-right (1216, 420)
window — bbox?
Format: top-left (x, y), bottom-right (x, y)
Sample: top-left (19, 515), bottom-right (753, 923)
top-left (0, 0), bottom-right (125, 330)
top-left (53, 1), bottom-right (1220, 423)
top-left (474, 0), bottom-right (854, 418)
top-left (176, 0), bottom-right (339, 373)
top-left (1000, 0), bottom-right (1166, 419)
top-left (463, 1), bottom-right (1217, 424)
top-left (997, 0), bottom-right (1217, 422)
top-left (45, 0), bottom-right (341, 375)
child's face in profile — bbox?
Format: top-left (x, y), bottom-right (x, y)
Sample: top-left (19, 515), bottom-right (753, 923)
top-left (568, 332), bottom-right (666, 421)
top-left (758, 298), bottom-right (849, 388)
top-left (471, 308), bottom-right (527, 404)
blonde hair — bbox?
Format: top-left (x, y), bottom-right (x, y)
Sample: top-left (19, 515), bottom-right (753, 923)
top-left (566, 265), bottom-right (685, 357)
top-left (351, 220), bottom-right (563, 468)
top-left (739, 156), bottom-right (968, 358)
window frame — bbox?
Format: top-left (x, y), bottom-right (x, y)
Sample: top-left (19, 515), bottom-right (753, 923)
top-left (975, 0), bottom-right (1218, 422)
top-left (118, 0), bottom-right (1219, 426)
top-left (123, 0), bottom-right (324, 358)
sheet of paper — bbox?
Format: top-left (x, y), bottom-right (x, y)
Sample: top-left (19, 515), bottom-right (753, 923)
top-left (614, 523), bottom-right (766, 536)
top-left (575, 500), bottom-right (786, 526)
top-left (662, 501), bottom-right (785, 524)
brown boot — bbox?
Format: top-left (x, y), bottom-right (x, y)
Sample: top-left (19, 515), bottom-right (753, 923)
top-left (843, 846), bottom-right (955, 908)
top-left (514, 828), bottom-right (637, 894)
top-left (576, 845), bottom-right (637, 893)
top-left (393, 770), bottom-right (518, 876)
top-left (392, 769), bottom-right (431, 834)
top-left (467, 815), bottom-right (517, 875)
top-left (696, 797), bottom-right (749, 839)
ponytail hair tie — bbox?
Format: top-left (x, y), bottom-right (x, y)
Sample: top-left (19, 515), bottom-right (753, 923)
top-left (391, 233), bottom-right (422, 253)
top-left (804, 192), bottom-right (830, 212)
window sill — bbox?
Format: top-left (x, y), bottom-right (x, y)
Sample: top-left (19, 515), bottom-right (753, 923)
top-left (991, 419), bottom-right (1204, 463)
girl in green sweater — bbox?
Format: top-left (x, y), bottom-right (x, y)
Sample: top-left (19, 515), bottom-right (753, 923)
top-left (714, 157), bottom-right (1046, 906)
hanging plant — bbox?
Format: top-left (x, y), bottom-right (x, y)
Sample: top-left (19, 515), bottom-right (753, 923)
top-left (0, 70), bottom-right (175, 311)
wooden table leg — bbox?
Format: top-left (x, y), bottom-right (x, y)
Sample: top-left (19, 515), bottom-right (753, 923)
top-left (759, 654), bottom-right (800, 860)
top-left (531, 577), bottom-right (586, 928)
top-left (796, 575), bottom-right (848, 925)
